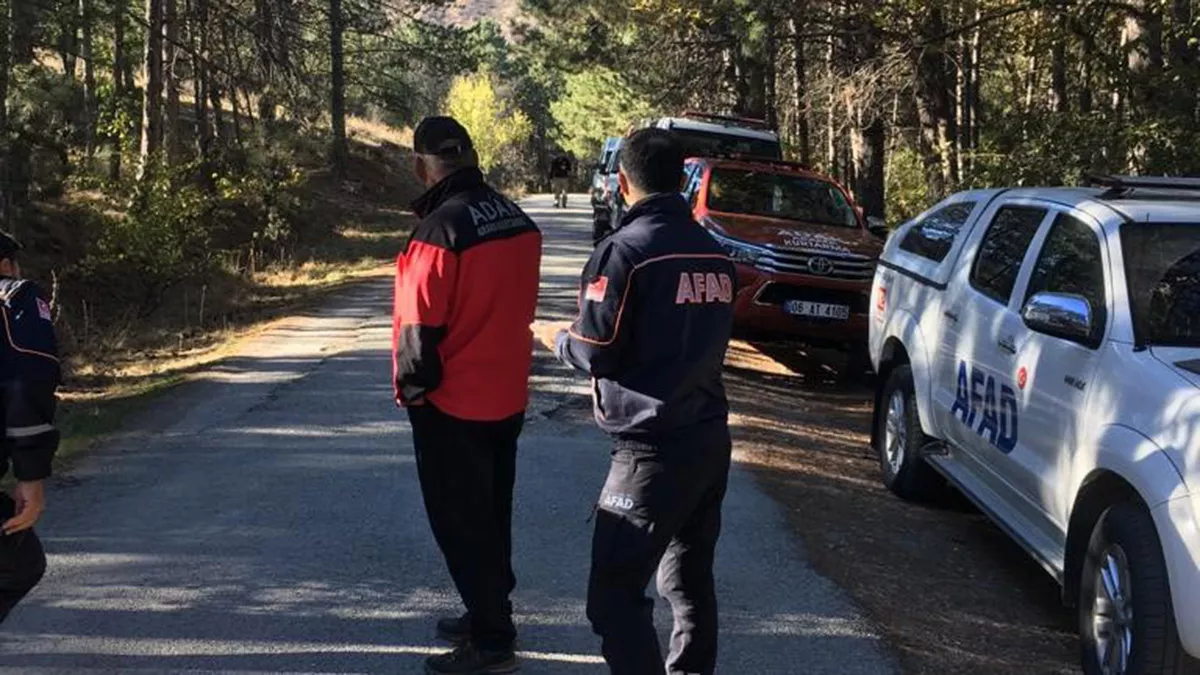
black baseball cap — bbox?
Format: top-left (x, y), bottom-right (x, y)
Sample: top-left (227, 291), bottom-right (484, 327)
top-left (0, 232), bottom-right (21, 260)
top-left (413, 116), bottom-right (474, 158)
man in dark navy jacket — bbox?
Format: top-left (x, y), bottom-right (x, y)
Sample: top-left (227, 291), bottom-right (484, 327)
top-left (539, 128), bottom-right (736, 675)
top-left (394, 117), bottom-right (542, 674)
top-left (0, 233), bottom-right (61, 625)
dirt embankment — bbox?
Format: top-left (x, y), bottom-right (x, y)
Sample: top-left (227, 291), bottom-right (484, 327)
top-left (724, 340), bottom-right (1080, 675)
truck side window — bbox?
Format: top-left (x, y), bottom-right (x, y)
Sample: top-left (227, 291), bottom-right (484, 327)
top-left (899, 202), bottom-right (976, 262)
top-left (969, 206), bottom-right (1047, 305)
top-left (1023, 213), bottom-right (1107, 345)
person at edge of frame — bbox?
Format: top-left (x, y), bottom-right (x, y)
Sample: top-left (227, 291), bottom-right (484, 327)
top-left (534, 127), bottom-right (737, 675)
top-left (393, 116), bottom-right (543, 675)
top-left (0, 232), bottom-right (62, 626)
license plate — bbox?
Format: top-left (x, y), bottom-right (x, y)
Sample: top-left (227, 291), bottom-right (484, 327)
top-left (783, 300), bottom-right (851, 320)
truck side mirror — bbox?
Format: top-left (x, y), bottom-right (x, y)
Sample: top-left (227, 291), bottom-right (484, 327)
top-left (1022, 292), bottom-right (1094, 345)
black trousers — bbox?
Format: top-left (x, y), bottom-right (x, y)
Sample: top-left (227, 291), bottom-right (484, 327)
top-left (409, 403), bottom-right (522, 651)
top-left (0, 493), bottom-right (46, 625)
top-left (586, 430), bottom-right (732, 675)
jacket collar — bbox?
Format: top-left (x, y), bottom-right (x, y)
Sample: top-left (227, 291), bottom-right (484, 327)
top-left (619, 192), bottom-right (691, 229)
top-left (411, 167), bottom-right (487, 218)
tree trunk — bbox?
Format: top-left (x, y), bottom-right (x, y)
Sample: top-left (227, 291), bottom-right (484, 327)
top-left (138, 0), bottom-right (165, 178)
top-left (1125, 0), bottom-right (1165, 169)
top-left (80, 0), bottom-right (97, 157)
top-left (222, 20), bottom-right (242, 146)
top-left (109, 0), bottom-right (125, 180)
top-left (764, 6), bottom-right (778, 129)
top-left (192, 0), bottom-right (212, 161)
top-left (788, 15), bottom-right (811, 164)
top-left (329, 0), bottom-right (348, 178)
top-left (164, 0), bottom-right (182, 161)
top-left (969, 4), bottom-right (981, 171)
top-left (850, 16), bottom-right (885, 218)
top-left (914, 7), bottom-right (953, 198)
top-left (1169, 0), bottom-right (1195, 121)
top-left (60, 4), bottom-right (79, 79)
top-left (1078, 20), bottom-right (1094, 114)
top-left (825, 31), bottom-right (836, 176)
top-left (254, 0), bottom-right (276, 127)
top-left (209, 61), bottom-right (225, 145)
top-left (0, 1), bottom-right (10, 227)
top-left (1051, 12), bottom-right (1068, 114)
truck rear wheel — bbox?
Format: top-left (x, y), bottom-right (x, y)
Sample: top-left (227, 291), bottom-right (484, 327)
top-left (875, 364), bottom-right (941, 501)
top-left (1079, 503), bottom-right (1199, 675)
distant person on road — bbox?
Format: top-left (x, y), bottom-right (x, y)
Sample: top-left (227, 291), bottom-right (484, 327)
top-left (394, 117), bottom-right (542, 674)
top-left (550, 154), bottom-right (572, 209)
top-left (535, 129), bottom-right (736, 675)
top-left (0, 233), bottom-right (61, 625)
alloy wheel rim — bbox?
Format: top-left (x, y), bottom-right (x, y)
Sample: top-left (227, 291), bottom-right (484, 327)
top-left (1092, 544), bottom-right (1134, 675)
top-left (884, 389), bottom-right (907, 474)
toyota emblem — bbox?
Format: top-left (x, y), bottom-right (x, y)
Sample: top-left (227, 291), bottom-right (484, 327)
top-left (807, 256), bottom-right (835, 276)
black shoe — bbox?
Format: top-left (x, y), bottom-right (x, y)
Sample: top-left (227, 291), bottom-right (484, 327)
top-left (424, 643), bottom-right (520, 674)
top-left (436, 613), bottom-right (471, 644)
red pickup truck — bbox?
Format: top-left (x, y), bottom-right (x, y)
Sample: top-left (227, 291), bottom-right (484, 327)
top-left (683, 156), bottom-right (887, 371)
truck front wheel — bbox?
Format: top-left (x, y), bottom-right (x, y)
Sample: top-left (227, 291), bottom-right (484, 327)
top-left (875, 364), bottom-right (941, 501)
top-left (1079, 503), bottom-right (1199, 675)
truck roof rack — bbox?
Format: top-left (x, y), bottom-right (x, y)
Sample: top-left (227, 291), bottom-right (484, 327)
top-left (1084, 174), bottom-right (1200, 199)
top-left (679, 111), bottom-right (774, 131)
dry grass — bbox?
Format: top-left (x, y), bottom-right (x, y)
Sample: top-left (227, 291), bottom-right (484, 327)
top-left (347, 116), bottom-right (413, 148)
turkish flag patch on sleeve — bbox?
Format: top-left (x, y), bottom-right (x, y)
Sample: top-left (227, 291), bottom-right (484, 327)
top-left (585, 276), bottom-right (609, 303)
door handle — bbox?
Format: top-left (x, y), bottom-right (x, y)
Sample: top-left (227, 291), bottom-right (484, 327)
top-left (943, 309), bottom-right (960, 323)
top-left (997, 336), bottom-right (1017, 354)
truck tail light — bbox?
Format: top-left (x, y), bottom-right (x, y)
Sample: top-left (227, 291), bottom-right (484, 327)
top-left (876, 286), bottom-right (887, 313)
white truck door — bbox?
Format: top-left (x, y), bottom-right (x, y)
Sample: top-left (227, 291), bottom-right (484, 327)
top-left (1009, 211), bottom-right (1109, 539)
top-left (934, 203), bottom-right (1051, 507)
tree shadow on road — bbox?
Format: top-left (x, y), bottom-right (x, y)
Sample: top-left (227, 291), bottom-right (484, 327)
top-left (723, 339), bottom-right (1080, 675)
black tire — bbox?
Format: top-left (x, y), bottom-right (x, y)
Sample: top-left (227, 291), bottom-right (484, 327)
top-left (1079, 503), bottom-right (1200, 675)
top-left (875, 364), bottom-right (941, 501)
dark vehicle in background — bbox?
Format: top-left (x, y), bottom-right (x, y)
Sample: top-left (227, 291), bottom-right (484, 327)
top-left (592, 112), bottom-right (785, 244)
top-left (683, 155), bottom-right (888, 373)
top-left (591, 137), bottom-right (621, 209)
top-left (593, 141), bottom-right (623, 242)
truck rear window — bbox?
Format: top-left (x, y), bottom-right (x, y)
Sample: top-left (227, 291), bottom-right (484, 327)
top-left (673, 129), bottom-right (783, 160)
top-left (1122, 224), bottom-right (1200, 347)
top-left (706, 169), bottom-right (859, 229)
top-left (898, 202), bottom-right (976, 262)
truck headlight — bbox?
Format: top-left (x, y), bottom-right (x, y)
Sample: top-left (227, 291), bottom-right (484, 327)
top-left (705, 225), bottom-right (765, 266)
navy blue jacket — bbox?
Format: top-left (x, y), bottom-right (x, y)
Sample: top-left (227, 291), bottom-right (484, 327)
top-left (0, 279), bottom-right (61, 482)
top-left (556, 193), bottom-right (735, 441)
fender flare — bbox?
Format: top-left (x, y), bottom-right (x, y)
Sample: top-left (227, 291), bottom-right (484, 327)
top-left (878, 308), bottom-right (940, 437)
top-left (1062, 424), bottom-right (1190, 609)
top-left (1071, 425), bottom-right (1188, 513)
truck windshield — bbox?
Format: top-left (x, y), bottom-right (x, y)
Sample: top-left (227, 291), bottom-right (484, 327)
top-left (1122, 224), bottom-right (1200, 347)
top-left (673, 130), bottom-right (782, 160)
top-left (707, 168), bottom-right (859, 229)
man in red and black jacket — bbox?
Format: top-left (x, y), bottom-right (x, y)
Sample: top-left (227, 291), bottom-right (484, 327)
top-left (393, 117), bottom-right (542, 674)
top-left (0, 233), bottom-right (62, 625)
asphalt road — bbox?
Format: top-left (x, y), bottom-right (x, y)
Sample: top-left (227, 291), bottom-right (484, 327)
top-left (0, 195), bottom-right (897, 674)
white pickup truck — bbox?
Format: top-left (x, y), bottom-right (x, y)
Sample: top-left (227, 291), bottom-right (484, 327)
top-left (868, 177), bottom-right (1200, 675)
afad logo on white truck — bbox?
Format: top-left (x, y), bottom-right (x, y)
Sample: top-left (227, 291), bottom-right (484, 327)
top-left (949, 361), bottom-right (1019, 454)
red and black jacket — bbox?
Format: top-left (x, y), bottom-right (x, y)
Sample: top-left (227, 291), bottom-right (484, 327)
top-left (393, 168), bottom-right (542, 421)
